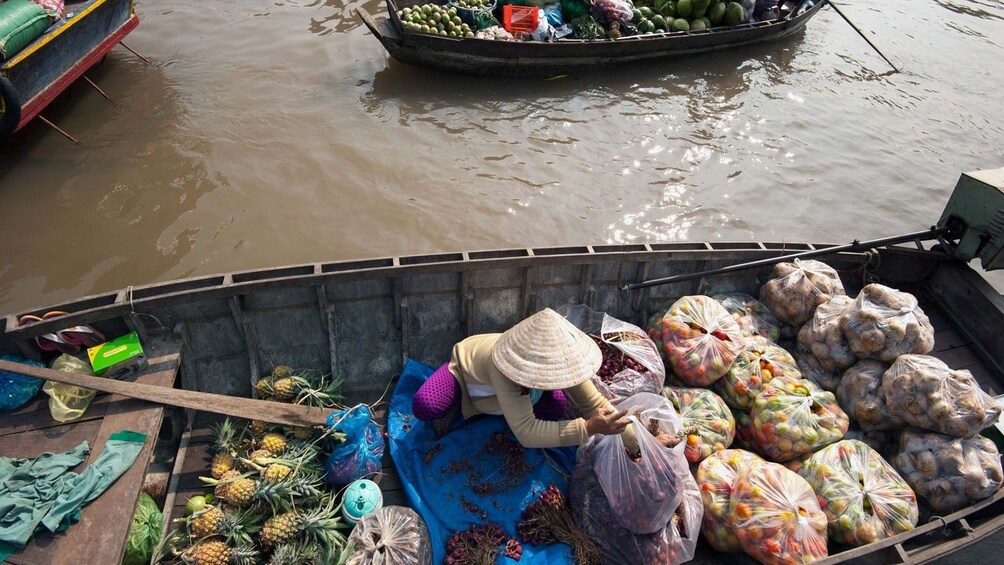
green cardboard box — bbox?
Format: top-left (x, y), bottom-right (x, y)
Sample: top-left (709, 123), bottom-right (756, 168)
top-left (87, 332), bottom-right (148, 379)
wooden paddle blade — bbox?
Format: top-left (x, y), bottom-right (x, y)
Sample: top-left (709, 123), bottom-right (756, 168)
top-left (0, 359), bottom-right (334, 427)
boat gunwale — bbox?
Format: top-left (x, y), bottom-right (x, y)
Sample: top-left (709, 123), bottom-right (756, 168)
top-left (3, 241), bottom-right (942, 342)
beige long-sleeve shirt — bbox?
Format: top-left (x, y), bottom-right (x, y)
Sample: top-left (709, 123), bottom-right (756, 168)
top-left (448, 333), bottom-right (637, 450)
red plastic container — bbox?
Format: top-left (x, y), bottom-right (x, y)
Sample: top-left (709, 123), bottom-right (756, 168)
top-left (502, 5), bottom-right (538, 34)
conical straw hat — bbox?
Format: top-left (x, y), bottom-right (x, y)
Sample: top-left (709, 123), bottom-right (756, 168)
top-left (491, 308), bottom-right (602, 390)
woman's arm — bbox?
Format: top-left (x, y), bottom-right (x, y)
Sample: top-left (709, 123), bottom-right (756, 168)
top-left (566, 380), bottom-right (639, 452)
top-left (493, 375), bottom-right (590, 448)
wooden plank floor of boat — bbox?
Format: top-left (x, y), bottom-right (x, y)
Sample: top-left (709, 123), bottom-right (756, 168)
top-left (0, 336), bottom-right (182, 565)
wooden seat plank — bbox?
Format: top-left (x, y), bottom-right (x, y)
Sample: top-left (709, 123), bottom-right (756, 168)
top-left (51, 336), bottom-right (181, 565)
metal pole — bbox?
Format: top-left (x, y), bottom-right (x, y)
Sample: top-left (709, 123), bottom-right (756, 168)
top-left (118, 41), bottom-right (152, 64)
top-left (825, 0), bottom-right (899, 73)
top-left (622, 226), bottom-right (947, 291)
top-left (82, 76), bottom-right (113, 102)
top-left (37, 115), bottom-right (80, 144)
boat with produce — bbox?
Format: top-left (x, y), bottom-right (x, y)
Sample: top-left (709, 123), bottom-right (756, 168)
top-left (357, 0), bottom-right (825, 76)
top-left (0, 0), bottom-right (139, 138)
top-left (2, 168), bottom-right (1004, 564)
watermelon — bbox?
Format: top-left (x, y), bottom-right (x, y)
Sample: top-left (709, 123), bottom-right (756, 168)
top-left (708, 1), bottom-right (726, 24)
top-left (640, 6), bottom-right (654, 18)
top-left (652, 14), bottom-right (667, 30)
top-left (671, 17), bottom-right (690, 31)
top-left (661, 3), bottom-right (676, 18)
top-left (724, 1), bottom-right (745, 26)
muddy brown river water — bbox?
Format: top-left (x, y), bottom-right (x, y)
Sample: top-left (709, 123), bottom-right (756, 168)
top-left (0, 0), bottom-right (1002, 314)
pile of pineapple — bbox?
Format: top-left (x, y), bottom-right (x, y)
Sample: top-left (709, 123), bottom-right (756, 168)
top-left (161, 366), bottom-right (352, 565)
top-left (255, 365), bottom-right (344, 408)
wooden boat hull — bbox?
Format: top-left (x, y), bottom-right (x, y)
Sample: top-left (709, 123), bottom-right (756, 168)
top-left (3, 241), bottom-right (1004, 562)
top-left (0, 0), bottom-right (138, 137)
top-left (357, 1), bottom-right (824, 76)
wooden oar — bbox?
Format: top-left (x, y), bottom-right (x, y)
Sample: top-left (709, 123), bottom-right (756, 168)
top-left (0, 359), bottom-right (334, 427)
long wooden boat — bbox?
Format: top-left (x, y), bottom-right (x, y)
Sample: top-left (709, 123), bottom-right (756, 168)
top-left (357, 0), bottom-right (825, 76)
top-left (3, 169), bottom-right (1004, 563)
top-left (0, 0), bottom-right (139, 138)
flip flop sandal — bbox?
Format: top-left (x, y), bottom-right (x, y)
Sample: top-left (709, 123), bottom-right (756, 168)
top-left (43, 310), bottom-right (106, 348)
top-left (18, 314), bottom-right (81, 354)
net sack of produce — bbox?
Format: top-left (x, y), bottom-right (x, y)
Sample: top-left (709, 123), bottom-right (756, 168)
top-left (695, 449), bottom-right (764, 552)
top-left (122, 492), bottom-right (162, 565)
top-left (797, 294), bottom-right (856, 372)
top-left (345, 506), bottom-right (432, 565)
top-left (590, 0), bottom-right (632, 24)
top-left (0, 354), bottom-right (44, 412)
top-left (795, 349), bottom-right (841, 393)
top-left (880, 354), bottom-right (1001, 438)
top-left (839, 284), bottom-right (935, 362)
top-left (798, 440), bottom-right (918, 546)
top-left (729, 460), bottom-right (829, 564)
top-left (663, 387), bottom-right (735, 463)
top-left (759, 259), bottom-right (846, 326)
top-left (658, 295), bottom-right (744, 386)
top-left (325, 404), bottom-right (385, 488)
top-left (571, 446), bottom-right (702, 565)
top-left (752, 376), bottom-right (849, 462)
top-left (836, 359), bottom-right (902, 432)
top-left (560, 304), bottom-right (665, 402)
top-left (714, 335), bottom-right (800, 411)
top-left (586, 392), bottom-right (689, 534)
top-left (715, 293), bottom-right (782, 342)
top-left (892, 428), bottom-right (1003, 514)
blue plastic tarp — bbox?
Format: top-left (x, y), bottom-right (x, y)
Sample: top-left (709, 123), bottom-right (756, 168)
top-left (388, 359), bottom-right (578, 564)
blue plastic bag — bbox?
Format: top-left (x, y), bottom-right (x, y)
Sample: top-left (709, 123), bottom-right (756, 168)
top-left (0, 354), bottom-right (44, 412)
top-left (325, 404), bottom-right (385, 488)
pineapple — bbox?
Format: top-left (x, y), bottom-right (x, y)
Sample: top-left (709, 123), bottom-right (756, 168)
top-left (210, 418), bottom-right (239, 454)
top-left (183, 539), bottom-right (258, 565)
top-left (247, 448), bottom-right (271, 463)
top-left (255, 377), bottom-right (275, 399)
top-left (189, 506), bottom-right (261, 545)
top-left (268, 540), bottom-right (322, 565)
top-left (222, 476), bottom-right (257, 507)
top-left (190, 506), bottom-right (225, 539)
top-left (211, 452), bottom-right (236, 480)
top-left (249, 420), bottom-right (269, 437)
top-left (213, 470), bottom-right (242, 501)
top-left (261, 433), bottom-right (287, 456)
top-left (272, 377), bottom-right (299, 402)
top-left (259, 497), bottom-right (346, 558)
top-left (263, 464), bottom-right (291, 482)
top-left (288, 426), bottom-right (314, 442)
top-left (271, 365), bottom-right (293, 379)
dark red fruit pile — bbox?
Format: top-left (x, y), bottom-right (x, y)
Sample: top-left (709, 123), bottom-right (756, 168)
top-left (504, 539), bottom-right (523, 561)
top-left (592, 334), bottom-right (649, 383)
top-left (445, 523), bottom-right (509, 565)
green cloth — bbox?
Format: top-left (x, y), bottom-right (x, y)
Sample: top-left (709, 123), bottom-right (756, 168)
top-left (0, 430), bottom-right (147, 560)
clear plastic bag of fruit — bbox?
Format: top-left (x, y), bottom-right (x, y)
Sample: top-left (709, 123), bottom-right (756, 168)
top-left (880, 354), bottom-right (1001, 438)
top-left (836, 359), bottom-right (902, 432)
top-left (663, 387), bottom-right (735, 463)
top-left (715, 293), bottom-right (782, 342)
top-left (795, 349), bottom-right (841, 392)
top-left (839, 284), bottom-right (934, 362)
top-left (658, 295), bottom-right (744, 386)
top-left (586, 392), bottom-right (689, 534)
top-left (345, 506), bottom-right (432, 565)
top-left (731, 406), bottom-right (756, 451)
top-left (798, 440), bottom-right (918, 546)
top-left (759, 259), bottom-right (846, 326)
top-left (751, 376), bottom-right (849, 462)
top-left (892, 428), bottom-right (1003, 514)
top-left (43, 354), bottom-right (100, 422)
top-left (560, 304), bottom-right (665, 402)
top-left (695, 449), bottom-right (764, 552)
top-left (714, 335), bottom-right (800, 410)
top-left (797, 294), bottom-right (856, 372)
top-left (590, 0), bottom-right (632, 24)
top-left (571, 445), bottom-right (702, 565)
top-left (729, 460), bottom-right (829, 564)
